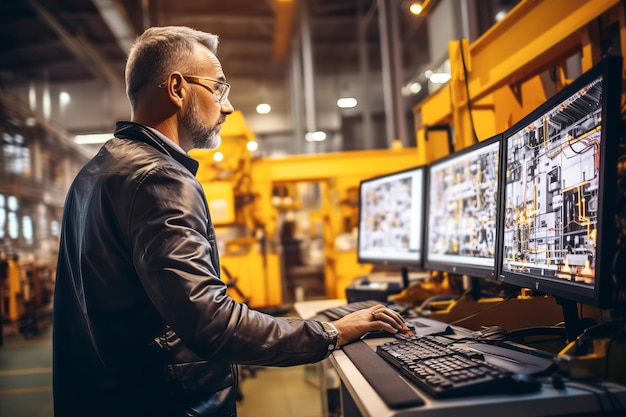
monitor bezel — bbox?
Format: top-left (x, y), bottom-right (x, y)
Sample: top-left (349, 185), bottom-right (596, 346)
top-left (496, 56), bottom-right (622, 308)
top-left (356, 165), bottom-right (427, 268)
top-left (423, 134), bottom-right (503, 280)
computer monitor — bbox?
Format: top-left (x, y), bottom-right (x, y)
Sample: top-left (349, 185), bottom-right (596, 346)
top-left (424, 134), bottom-right (502, 280)
top-left (357, 165), bottom-right (426, 288)
top-left (497, 56), bottom-right (623, 317)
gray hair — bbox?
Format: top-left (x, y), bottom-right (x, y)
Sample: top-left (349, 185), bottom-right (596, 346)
top-left (125, 26), bottom-right (219, 107)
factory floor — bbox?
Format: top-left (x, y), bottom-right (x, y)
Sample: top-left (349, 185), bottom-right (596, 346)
top-left (0, 321), bottom-right (323, 417)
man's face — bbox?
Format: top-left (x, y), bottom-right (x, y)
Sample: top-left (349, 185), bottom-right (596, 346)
top-left (181, 46), bottom-right (233, 150)
top-left (182, 87), bottom-right (222, 150)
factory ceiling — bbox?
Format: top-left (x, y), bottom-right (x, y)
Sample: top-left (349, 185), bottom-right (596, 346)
top-left (0, 1), bottom-right (509, 155)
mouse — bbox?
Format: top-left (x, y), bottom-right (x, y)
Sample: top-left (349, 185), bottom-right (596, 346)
top-left (507, 373), bottom-right (542, 394)
top-left (361, 322), bottom-right (417, 339)
top-left (479, 326), bottom-right (507, 341)
top-left (360, 329), bottom-right (396, 339)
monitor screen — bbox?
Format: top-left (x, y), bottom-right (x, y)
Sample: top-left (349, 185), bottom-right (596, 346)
top-left (424, 135), bottom-right (502, 279)
top-left (498, 56), bottom-right (622, 308)
top-left (357, 166), bottom-right (426, 267)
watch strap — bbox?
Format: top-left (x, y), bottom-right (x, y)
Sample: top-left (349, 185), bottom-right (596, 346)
top-left (321, 321), bottom-right (340, 351)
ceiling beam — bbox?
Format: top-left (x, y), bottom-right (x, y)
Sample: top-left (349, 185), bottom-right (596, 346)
top-left (92, 0), bottom-right (137, 55)
top-left (168, 14), bottom-right (274, 26)
top-left (273, 0), bottom-right (297, 61)
top-left (27, 0), bottom-right (125, 90)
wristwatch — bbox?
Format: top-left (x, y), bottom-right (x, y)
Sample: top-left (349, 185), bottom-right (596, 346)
top-left (320, 321), bottom-right (340, 351)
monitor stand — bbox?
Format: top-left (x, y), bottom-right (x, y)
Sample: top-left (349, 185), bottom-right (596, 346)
top-left (400, 266), bottom-right (410, 290)
top-left (463, 275), bottom-right (484, 301)
top-left (557, 297), bottom-right (594, 342)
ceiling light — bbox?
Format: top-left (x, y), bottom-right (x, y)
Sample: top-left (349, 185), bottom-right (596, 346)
top-left (256, 103), bottom-right (271, 114)
top-left (409, 2), bottom-right (423, 15)
top-left (429, 72), bottom-right (451, 83)
top-left (305, 131), bottom-right (326, 142)
top-left (408, 82), bottom-right (422, 94)
top-left (401, 81), bottom-right (423, 97)
top-left (337, 97), bottom-right (358, 109)
top-left (246, 141), bottom-right (258, 152)
top-left (59, 91), bottom-right (71, 106)
top-left (74, 133), bottom-right (113, 144)
top-left (213, 152), bottom-right (224, 162)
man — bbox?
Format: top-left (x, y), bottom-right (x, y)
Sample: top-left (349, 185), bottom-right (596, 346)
top-left (52, 26), bottom-right (409, 417)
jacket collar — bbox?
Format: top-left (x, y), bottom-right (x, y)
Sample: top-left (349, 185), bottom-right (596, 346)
top-left (113, 121), bottom-right (199, 175)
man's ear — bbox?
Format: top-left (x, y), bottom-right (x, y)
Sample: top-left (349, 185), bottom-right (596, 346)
top-left (171, 73), bottom-right (184, 100)
top-left (164, 73), bottom-right (185, 106)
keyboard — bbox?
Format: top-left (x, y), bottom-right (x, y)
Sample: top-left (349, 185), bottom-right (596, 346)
top-left (317, 299), bottom-right (382, 320)
top-left (376, 334), bottom-right (541, 398)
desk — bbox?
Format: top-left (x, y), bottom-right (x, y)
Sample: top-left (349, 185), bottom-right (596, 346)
top-left (331, 338), bottom-right (626, 417)
top-left (296, 299), bottom-right (626, 416)
top-left (295, 299), bottom-right (348, 417)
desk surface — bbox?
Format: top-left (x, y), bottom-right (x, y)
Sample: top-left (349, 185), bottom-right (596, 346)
top-left (331, 334), bottom-right (626, 417)
top-left (293, 299), bottom-right (626, 416)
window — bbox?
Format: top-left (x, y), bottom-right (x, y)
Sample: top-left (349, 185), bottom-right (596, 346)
top-left (0, 194), bottom-right (5, 239)
top-left (50, 219), bottom-right (60, 237)
top-left (22, 216), bottom-right (33, 245)
top-left (7, 196), bottom-right (19, 240)
top-left (2, 132), bottom-right (31, 176)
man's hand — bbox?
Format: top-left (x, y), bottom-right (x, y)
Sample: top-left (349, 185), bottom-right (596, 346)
top-left (331, 304), bottom-right (412, 347)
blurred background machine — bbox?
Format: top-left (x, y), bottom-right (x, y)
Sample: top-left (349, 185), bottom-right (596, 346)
top-left (191, 111), bottom-right (422, 309)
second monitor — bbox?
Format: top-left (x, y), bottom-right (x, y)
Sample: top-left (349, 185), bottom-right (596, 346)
top-left (424, 134), bottom-right (502, 279)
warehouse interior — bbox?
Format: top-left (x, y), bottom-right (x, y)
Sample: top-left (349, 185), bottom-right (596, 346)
top-left (1, 0), bottom-right (626, 416)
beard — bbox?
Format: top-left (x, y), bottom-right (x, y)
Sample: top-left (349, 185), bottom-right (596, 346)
top-left (183, 89), bottom-right (222, 150)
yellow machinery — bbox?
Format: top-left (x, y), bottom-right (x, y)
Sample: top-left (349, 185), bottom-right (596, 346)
top-left (191, 117), bottom-right (423, 308)
top-left (415, 0), bottom-right (626, 160)
top-left (191, 0), bottom-right (626, 313)
top-left (1, 256), bottom-right (55, 334)
top-left (191, 112), bottom-right (428, 307)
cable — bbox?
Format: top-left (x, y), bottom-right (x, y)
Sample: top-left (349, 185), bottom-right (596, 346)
top-left (565, 379), bottom-right (625, 412)
top-left (448, 291), bottom-right (517, 326)
top-left (458, 38), bottom-right (479, 144)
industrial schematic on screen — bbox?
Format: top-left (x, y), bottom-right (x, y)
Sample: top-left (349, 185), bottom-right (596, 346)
top-left (502, 76), bottom-right (603, 286)
top-left (357, 166), bottom-right (425, 266)
top-left (425, 136), bottom-right (500, 274)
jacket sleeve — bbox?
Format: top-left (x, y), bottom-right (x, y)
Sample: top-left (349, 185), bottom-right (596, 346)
top-left (127, 164), bottom-right (329, 366)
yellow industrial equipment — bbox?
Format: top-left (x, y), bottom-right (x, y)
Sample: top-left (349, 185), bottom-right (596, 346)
top-left (191, 0), bottom-right (626, 314)
top-left (415, 0), bottom-right (625, 163)
top-left (191, 111), bottom-right (282, 308)
top-left (191, 110), bottom-right (428, 307)
top-left (248, 148), bottom-right (424, 302)
top-left (1, 255), bottom-right (55, 336)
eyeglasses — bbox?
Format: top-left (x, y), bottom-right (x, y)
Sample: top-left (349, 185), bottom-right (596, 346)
top-left (183, 75), bottom-right (230, 104)
top-left (159, 75), bottom-right (231, 104)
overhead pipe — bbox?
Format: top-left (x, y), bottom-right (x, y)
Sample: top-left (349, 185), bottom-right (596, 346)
top-left (390, 0), bottom-right (408, 147)
top-left (378, 0), bottom-right (407, 147)
top-left (358, 0), bottom-right (375, 149)
top-left (300, 0), bottom-right (317, 138)
top-left (289, 35), bottom-right (304, 154)
top-left (377, 0), bottom-right (394, 147)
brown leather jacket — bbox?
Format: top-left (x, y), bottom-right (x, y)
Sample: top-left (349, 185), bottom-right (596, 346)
top-left (53, 121), bottom-right (330, 416)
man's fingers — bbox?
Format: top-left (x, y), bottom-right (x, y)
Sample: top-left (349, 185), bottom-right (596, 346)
top-left (368, 306), bottom-right (408, 330)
